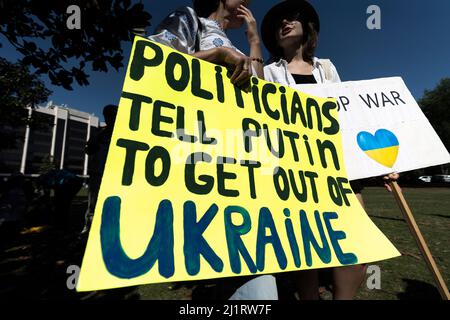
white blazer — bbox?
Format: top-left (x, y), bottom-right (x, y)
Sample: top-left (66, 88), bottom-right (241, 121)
top-left (264, 57), bottom-right (341, 85)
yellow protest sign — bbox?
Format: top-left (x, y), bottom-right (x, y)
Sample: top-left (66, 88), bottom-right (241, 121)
top-left (77, 37), bottom-right (400, 291)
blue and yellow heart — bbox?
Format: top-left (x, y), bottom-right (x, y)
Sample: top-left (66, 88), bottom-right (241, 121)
top-left (357, 129), bottom-right (399, 168)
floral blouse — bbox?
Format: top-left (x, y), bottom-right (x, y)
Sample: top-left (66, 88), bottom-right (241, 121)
top-left (148, 6), bottom-right (241, 55)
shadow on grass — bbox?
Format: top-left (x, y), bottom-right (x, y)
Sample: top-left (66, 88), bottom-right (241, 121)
top-left (80, 286), bottom-right (141, 300)
top-left (429, 214), bottom-right (450, 219)
top-left (0, 211), bottom-right (142, 300)
top-left (368, 214), bottom-right (405, 223)
top-left (397, 279), bottom-right (441, 300)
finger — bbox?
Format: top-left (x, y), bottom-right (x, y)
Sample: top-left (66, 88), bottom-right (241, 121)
top-left (238, 10), bottom-right (255, 22)
top-left (240, 5), bottom-right (255, 18)
top-left (239, 4), bottom-right (249, 11)
top-left (230, 63), bottom-right (243, 84)
top-left (235, 65), bottom-right (251, 86)
top-left (234, 69), bottom-right (249, 85)
top-left (237, 6), bottom-right (253, 18)
top-left (236, 72), bottom-right (251, 87)
top-left (236, 14), bottom-right (250, 22)
top-left (237, 7), bottom-right (249, 14)
top-left (383, 173), bottom-right (399, 182)
top-left (236, 75), bottom-right (251, 89)
top-left (236, 12), bottom-right (251, 22)
top-left (390, 173), bottom-right (399, 180)
top-left (233, 62), bottom-right (250, 84)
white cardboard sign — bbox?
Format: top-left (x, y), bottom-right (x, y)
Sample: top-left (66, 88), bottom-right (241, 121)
top-left (295, 77), bottom-right (450, 180)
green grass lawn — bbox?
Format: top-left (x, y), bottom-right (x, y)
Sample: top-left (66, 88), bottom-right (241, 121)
top-left (353, 187), bottom-right (450, 300)
top-left (1, 187), bottom-right (449, 300)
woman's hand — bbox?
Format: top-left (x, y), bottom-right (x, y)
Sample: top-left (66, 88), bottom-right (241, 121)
top-left (237, 5), bottom-right (260, 45)
top-left (383, 173), bottom-right (400, 192)
top-left (220, 47), bottom-right (253, 86)
top-left (236, 4), bottom-right (264, 79)
top-left (192, 47), bottom-right (252, 86)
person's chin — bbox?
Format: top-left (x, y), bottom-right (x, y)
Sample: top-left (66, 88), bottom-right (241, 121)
top-left (279, 36), bottom-right (300, 48)
top-left (281, 29), bottom-right (299, 38)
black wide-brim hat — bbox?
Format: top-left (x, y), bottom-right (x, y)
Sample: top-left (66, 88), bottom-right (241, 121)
top-left (261, 0), bottom-right (320, 56)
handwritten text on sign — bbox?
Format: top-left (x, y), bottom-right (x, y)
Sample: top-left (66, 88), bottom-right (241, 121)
top-left (294, 78), bottom-right (450, 180)
top-left (77, 38), bottom-right (399, 291)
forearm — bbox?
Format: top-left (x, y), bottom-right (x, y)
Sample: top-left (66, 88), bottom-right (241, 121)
top-left (249, 40), bottom-right (264, 79)
top-left (192, 47), bottom-right (225, 65)
top-left (236, 5), bottom-right (263, 79)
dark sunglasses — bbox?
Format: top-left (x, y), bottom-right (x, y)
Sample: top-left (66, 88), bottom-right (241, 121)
top-left (275, 12), bottom-right (302, 28)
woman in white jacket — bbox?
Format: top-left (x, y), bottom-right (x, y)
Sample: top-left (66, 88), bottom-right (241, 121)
top-left (261, 0), bottom-right (367, 300)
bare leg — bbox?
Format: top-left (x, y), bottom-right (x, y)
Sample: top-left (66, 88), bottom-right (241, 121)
top-left (295, 270), bottom-right (319, 300)
top-left (332, 264), bottom-right (367, 300)
top-left (355, 192), bottom-right (365, 208)
top-left (330, 192), bottom-right (367, 300)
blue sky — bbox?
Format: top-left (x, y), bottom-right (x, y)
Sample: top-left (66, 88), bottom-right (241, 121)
top-left (1, 0), bottom-right (450, 120)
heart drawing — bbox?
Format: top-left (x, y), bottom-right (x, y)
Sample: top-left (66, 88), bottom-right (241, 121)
top-left (357, 129), bottom-right (399, 168)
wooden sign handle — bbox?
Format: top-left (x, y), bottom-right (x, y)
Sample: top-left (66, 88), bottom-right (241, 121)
top-left (389, 181), bottom-right (450, 300)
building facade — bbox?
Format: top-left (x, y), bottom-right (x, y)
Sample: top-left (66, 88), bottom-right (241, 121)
top-left (1, 104), bottom-right (100, 177)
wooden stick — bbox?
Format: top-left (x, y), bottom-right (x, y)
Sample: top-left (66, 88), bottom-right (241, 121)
top-left (389, 181), bottom-right (450, 300)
